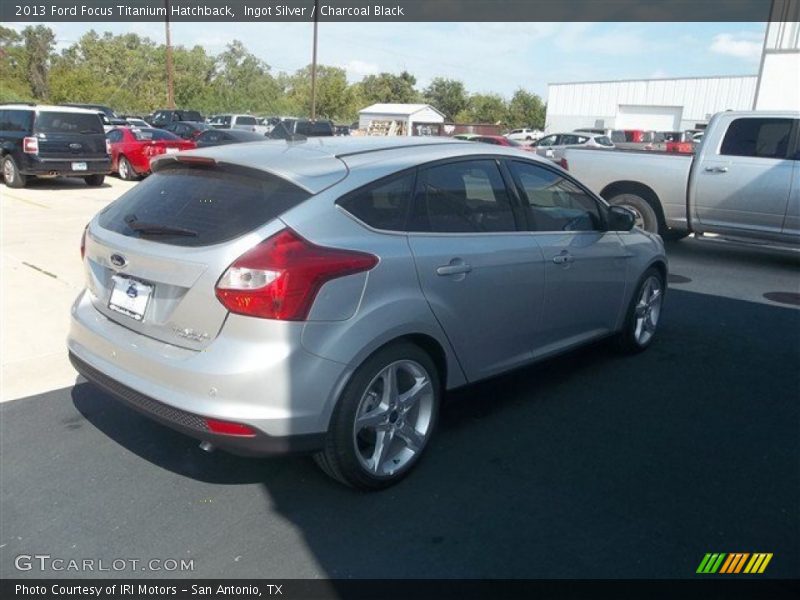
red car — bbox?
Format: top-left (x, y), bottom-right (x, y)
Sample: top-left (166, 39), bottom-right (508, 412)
top-left (472, 135), bottom-right (534, 151)
top-left (106, 127), bottom-right (195, 180)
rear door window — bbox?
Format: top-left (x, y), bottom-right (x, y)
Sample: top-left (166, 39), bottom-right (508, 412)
top-left (236, 116), bottom-right (257, 126)
top-left (595, 136), bottom-right (614, 147)
top-left (98, 166), bottom-right (310, 247)
top-left (34, 111), bottom-right (103, 134)
top-left (720, 118), bottom-right (793, 159)
top-left (410, 160), bottom-right (517, 233)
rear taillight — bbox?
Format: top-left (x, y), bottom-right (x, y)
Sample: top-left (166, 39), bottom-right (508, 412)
top-left (80, 223), bottom-right (88, 260)
top-left (215, 228), bottom-right (378, 321)
top-left (23, 136), bottom-right (39, 154)
top-left (144, 144), bottom-right (166, 157)
top-left (205, 418), bottom-right (256, 437)
top-left (105, 138), bottom-right (112, 155)
top-left (559, 158), bottom-right (569, 170)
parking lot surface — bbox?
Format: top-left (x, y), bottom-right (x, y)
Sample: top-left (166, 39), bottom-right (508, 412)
top-left (1, 178), bottom-right (798, 579)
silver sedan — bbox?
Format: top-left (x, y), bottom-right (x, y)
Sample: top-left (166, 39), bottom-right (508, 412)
top-left (68, 137), bottom-right (666, 489)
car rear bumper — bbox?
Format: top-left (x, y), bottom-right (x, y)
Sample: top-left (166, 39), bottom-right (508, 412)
top-left (67, 290), bottom-right (350, 455)
top-left (20, 155), bottom-right (110, 176)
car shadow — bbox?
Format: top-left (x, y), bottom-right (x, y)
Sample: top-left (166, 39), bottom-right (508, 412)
top-left (17, 178), bottom-right (112, 190)
top-left (70, 289), bottom-right (800, 578)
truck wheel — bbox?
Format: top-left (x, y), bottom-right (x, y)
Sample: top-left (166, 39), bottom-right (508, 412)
top-left (314, 342), bottom-right (440, 490)
top-left (614, 267), bottom-right (665, 354)
top-left (84, 174), bottom-right (105, 187)
top-left (608, 193), bottom-right (659, 234)
top-left (2, 156), bottom-right (28, 188)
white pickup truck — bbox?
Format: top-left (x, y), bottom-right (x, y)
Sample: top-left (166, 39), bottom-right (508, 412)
top-left (562, 111), bottom-right (799, 248)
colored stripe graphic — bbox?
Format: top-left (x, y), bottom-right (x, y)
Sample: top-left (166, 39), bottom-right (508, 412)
top-left (697, 553), bottom-right (727, 573)
top-left (720, 553), bottom-right (750, 574)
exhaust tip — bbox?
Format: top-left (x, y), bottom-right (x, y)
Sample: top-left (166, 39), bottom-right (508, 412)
top-left (199, 441), bottom-right (215, 453)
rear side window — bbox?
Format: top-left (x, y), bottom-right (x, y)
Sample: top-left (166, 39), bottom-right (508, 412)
top-left (34, 111), bottom-right (103, 134)
top-left (98, 166), bottom-right (310, 247)
top-left (236, 116), bottom-right (257, 126)
top-left (720, 118), bottom-right (793, 159)
top-left (595, 136), bottom-right (614, 147)
top-left (337, 172), bottom-right (414, 231)
top-left (0, 109), bottom-right (33, 132)
top-left (410, 160), bottom-right (517, 233)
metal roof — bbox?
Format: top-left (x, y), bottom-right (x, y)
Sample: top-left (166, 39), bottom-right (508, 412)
top-left (359, 103), bottom-right (445, 118)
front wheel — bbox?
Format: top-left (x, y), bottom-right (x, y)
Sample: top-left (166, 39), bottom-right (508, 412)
top-left (614, 268), bottom-right (665, 353)
top-left (314, 342), bottom-right (440, 490)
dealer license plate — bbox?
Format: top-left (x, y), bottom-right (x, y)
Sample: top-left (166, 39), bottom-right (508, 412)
top-left (108, 275), bottom-right (153, 321)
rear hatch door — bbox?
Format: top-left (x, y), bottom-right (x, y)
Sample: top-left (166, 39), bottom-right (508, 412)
top-left (34, 110), bottom-right (107, 159)
top-left (86, 161), bottom-right (312, 350)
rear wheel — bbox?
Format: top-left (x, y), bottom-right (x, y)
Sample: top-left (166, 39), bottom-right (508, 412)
top-left (84, 174), bottom-right (105, 187)
top-left (117, 156), bottom-right (137, 181)
top-left (608, 193), bottom-right (659, 234)
top-left (315, 342), bottom-right (440, 490)
top-left (614, 267), bottom-right (665, 353)
top-left (2, 156), bottom-right (27, 188)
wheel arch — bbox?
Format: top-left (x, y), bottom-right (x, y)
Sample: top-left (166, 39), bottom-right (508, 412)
top-left (600, 180), bottom-right (667, 232)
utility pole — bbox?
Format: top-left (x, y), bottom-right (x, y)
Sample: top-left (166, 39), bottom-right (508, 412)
top-left (164, 0), bottom-right (175, 108)
top-left (310, 0), bottom-right (319, 120)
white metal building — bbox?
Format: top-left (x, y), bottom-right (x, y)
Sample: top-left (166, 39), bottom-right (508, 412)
top-left (358, 103), bottom-right (445, 136)
top-left (545, 75), bottom-right (758, 133)
top-left (755, 0), bottom-right (800, 110)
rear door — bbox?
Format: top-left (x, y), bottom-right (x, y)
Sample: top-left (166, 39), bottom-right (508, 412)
top-left (506, 159), bottom-right (629, 356)
top-left (88, 164), bottom-right (311, 350)
top-left (692, 116), bottom-right (795, 235)
top-left (407, 158), bottom-right (545, 381)
top-left (33, 110), bottom-right (107, 159)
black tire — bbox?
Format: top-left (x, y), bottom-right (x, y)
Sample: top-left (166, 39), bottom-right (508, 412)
top-left (314, 341), bottom-right (441, 490)
top-left (608, 193), bottom-right (660, 234)
top-left (614, 267), bottom-right (665, 354)
top-left (117, 156), bottom-right (137, 181)
top-left (84, 174), bottom-right (105, 187)
top-left (2, 155), bottom-right (28, 188)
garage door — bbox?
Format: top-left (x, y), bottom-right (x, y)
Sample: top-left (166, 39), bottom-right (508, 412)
top-left (615, 105), bottom-right (683, 131)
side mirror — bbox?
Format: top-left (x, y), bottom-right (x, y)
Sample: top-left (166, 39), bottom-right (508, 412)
top-left (608, 205), bottom-right (637, 231)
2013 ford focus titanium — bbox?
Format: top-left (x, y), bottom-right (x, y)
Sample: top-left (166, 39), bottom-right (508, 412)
top-left (68, 137), bottom-right (667, 489)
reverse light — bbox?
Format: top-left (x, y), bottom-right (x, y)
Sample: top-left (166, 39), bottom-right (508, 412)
top-left (215, 228), bottom-right (378, 321)
top-left (23, 136), bottom-right (39, 154)
top-left (205, 418), bottom-right (257, 437)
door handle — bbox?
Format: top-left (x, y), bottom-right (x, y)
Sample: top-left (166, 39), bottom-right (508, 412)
top-left (552, 253), bottom-right (575, 265)
top-left (436, 263), bottom-right (472, 276)
top-left (704, 166), bottom-right (729, 173)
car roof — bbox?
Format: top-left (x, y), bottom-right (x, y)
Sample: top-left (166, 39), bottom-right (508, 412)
top-left (0, 103), bottom-right (101, 115)
top-left (162, 136), bottom-right (554, 194)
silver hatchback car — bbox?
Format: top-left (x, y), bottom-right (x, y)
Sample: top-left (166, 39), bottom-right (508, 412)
top-left (68, 137), bottom-right (667, 489)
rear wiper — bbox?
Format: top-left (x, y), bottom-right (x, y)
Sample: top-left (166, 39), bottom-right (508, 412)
top-left (124, 214), bottom-right (197, 237)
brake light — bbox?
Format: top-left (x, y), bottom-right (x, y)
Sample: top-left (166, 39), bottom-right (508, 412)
top-left (215, 228), bottom-right (378, 320)
top-left (559, 158), bottom-right (569, 170)
top-left (105, 138), bottom-right (112, 155)
top-left (23, 136), bottom-right (39, 154)
top-left (80, 223), bottom-right (88, 260)
top-left (205, 418), bottom-right (256, 437)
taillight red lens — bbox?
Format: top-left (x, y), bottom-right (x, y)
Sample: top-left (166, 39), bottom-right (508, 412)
top-left (559, 158), bottom-right (569, 170)
top-left (23, 136), bottom-right (39, 154)
top-left (80, 224), bottom-right (88, 260)
top-left (105, 138), bottom-right (112, 155)
top-left (205, 418), bottom-right (256, 437)
top-left (215, 228), bottom-right (378, 321)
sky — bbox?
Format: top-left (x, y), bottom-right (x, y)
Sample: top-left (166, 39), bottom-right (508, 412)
top-left (12, 21), bottom-right (767, 99)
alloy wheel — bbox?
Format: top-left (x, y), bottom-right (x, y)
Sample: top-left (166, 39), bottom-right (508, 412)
top-left (634, 275), bottom-right (663, 345)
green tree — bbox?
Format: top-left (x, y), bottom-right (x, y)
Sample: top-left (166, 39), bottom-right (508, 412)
top-left (23, 25), bottom-right (55, 99)
top-left (287, 64), bottom-right (357, 121)
top-left (423, 77), bottom-right (467, 121)
top-left (356, 71), bottom-right (419, 105)
top-left (461, 93), bottom-right (507, 124)
top-left (505, 88), bottom-right (546, 130)
top-left (0, 25), bottom-right (33, 101)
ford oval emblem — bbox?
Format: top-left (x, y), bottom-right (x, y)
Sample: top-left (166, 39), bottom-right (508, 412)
top-left (110, 253), bottom-right (127, 268)
top-left (69, 142), bottom-right (82, 150)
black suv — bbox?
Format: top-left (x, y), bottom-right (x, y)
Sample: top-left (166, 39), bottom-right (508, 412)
top-left (0, 104), bottom-right (111, 188)
top-left (148, 110), bottom-right (204, 128)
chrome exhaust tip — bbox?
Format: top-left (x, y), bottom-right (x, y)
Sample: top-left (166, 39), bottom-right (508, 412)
top-left (199, 441), bottom-right (215, 453)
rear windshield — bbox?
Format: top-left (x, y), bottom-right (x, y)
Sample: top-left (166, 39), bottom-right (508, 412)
top-left (179, 111), bottom-right (203, 122)
top-left (236, 116), bottom-right (257, 125)
top-left (132, 128), bottom-right (181, 141)
top-left (35, 111), bottom-right (104, 134)
top-left (97, 166), bottom-right (310, 247)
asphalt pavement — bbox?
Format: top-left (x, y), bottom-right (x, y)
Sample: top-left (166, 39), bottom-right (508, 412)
top-left (1, 239), bottom-right (798, 578)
